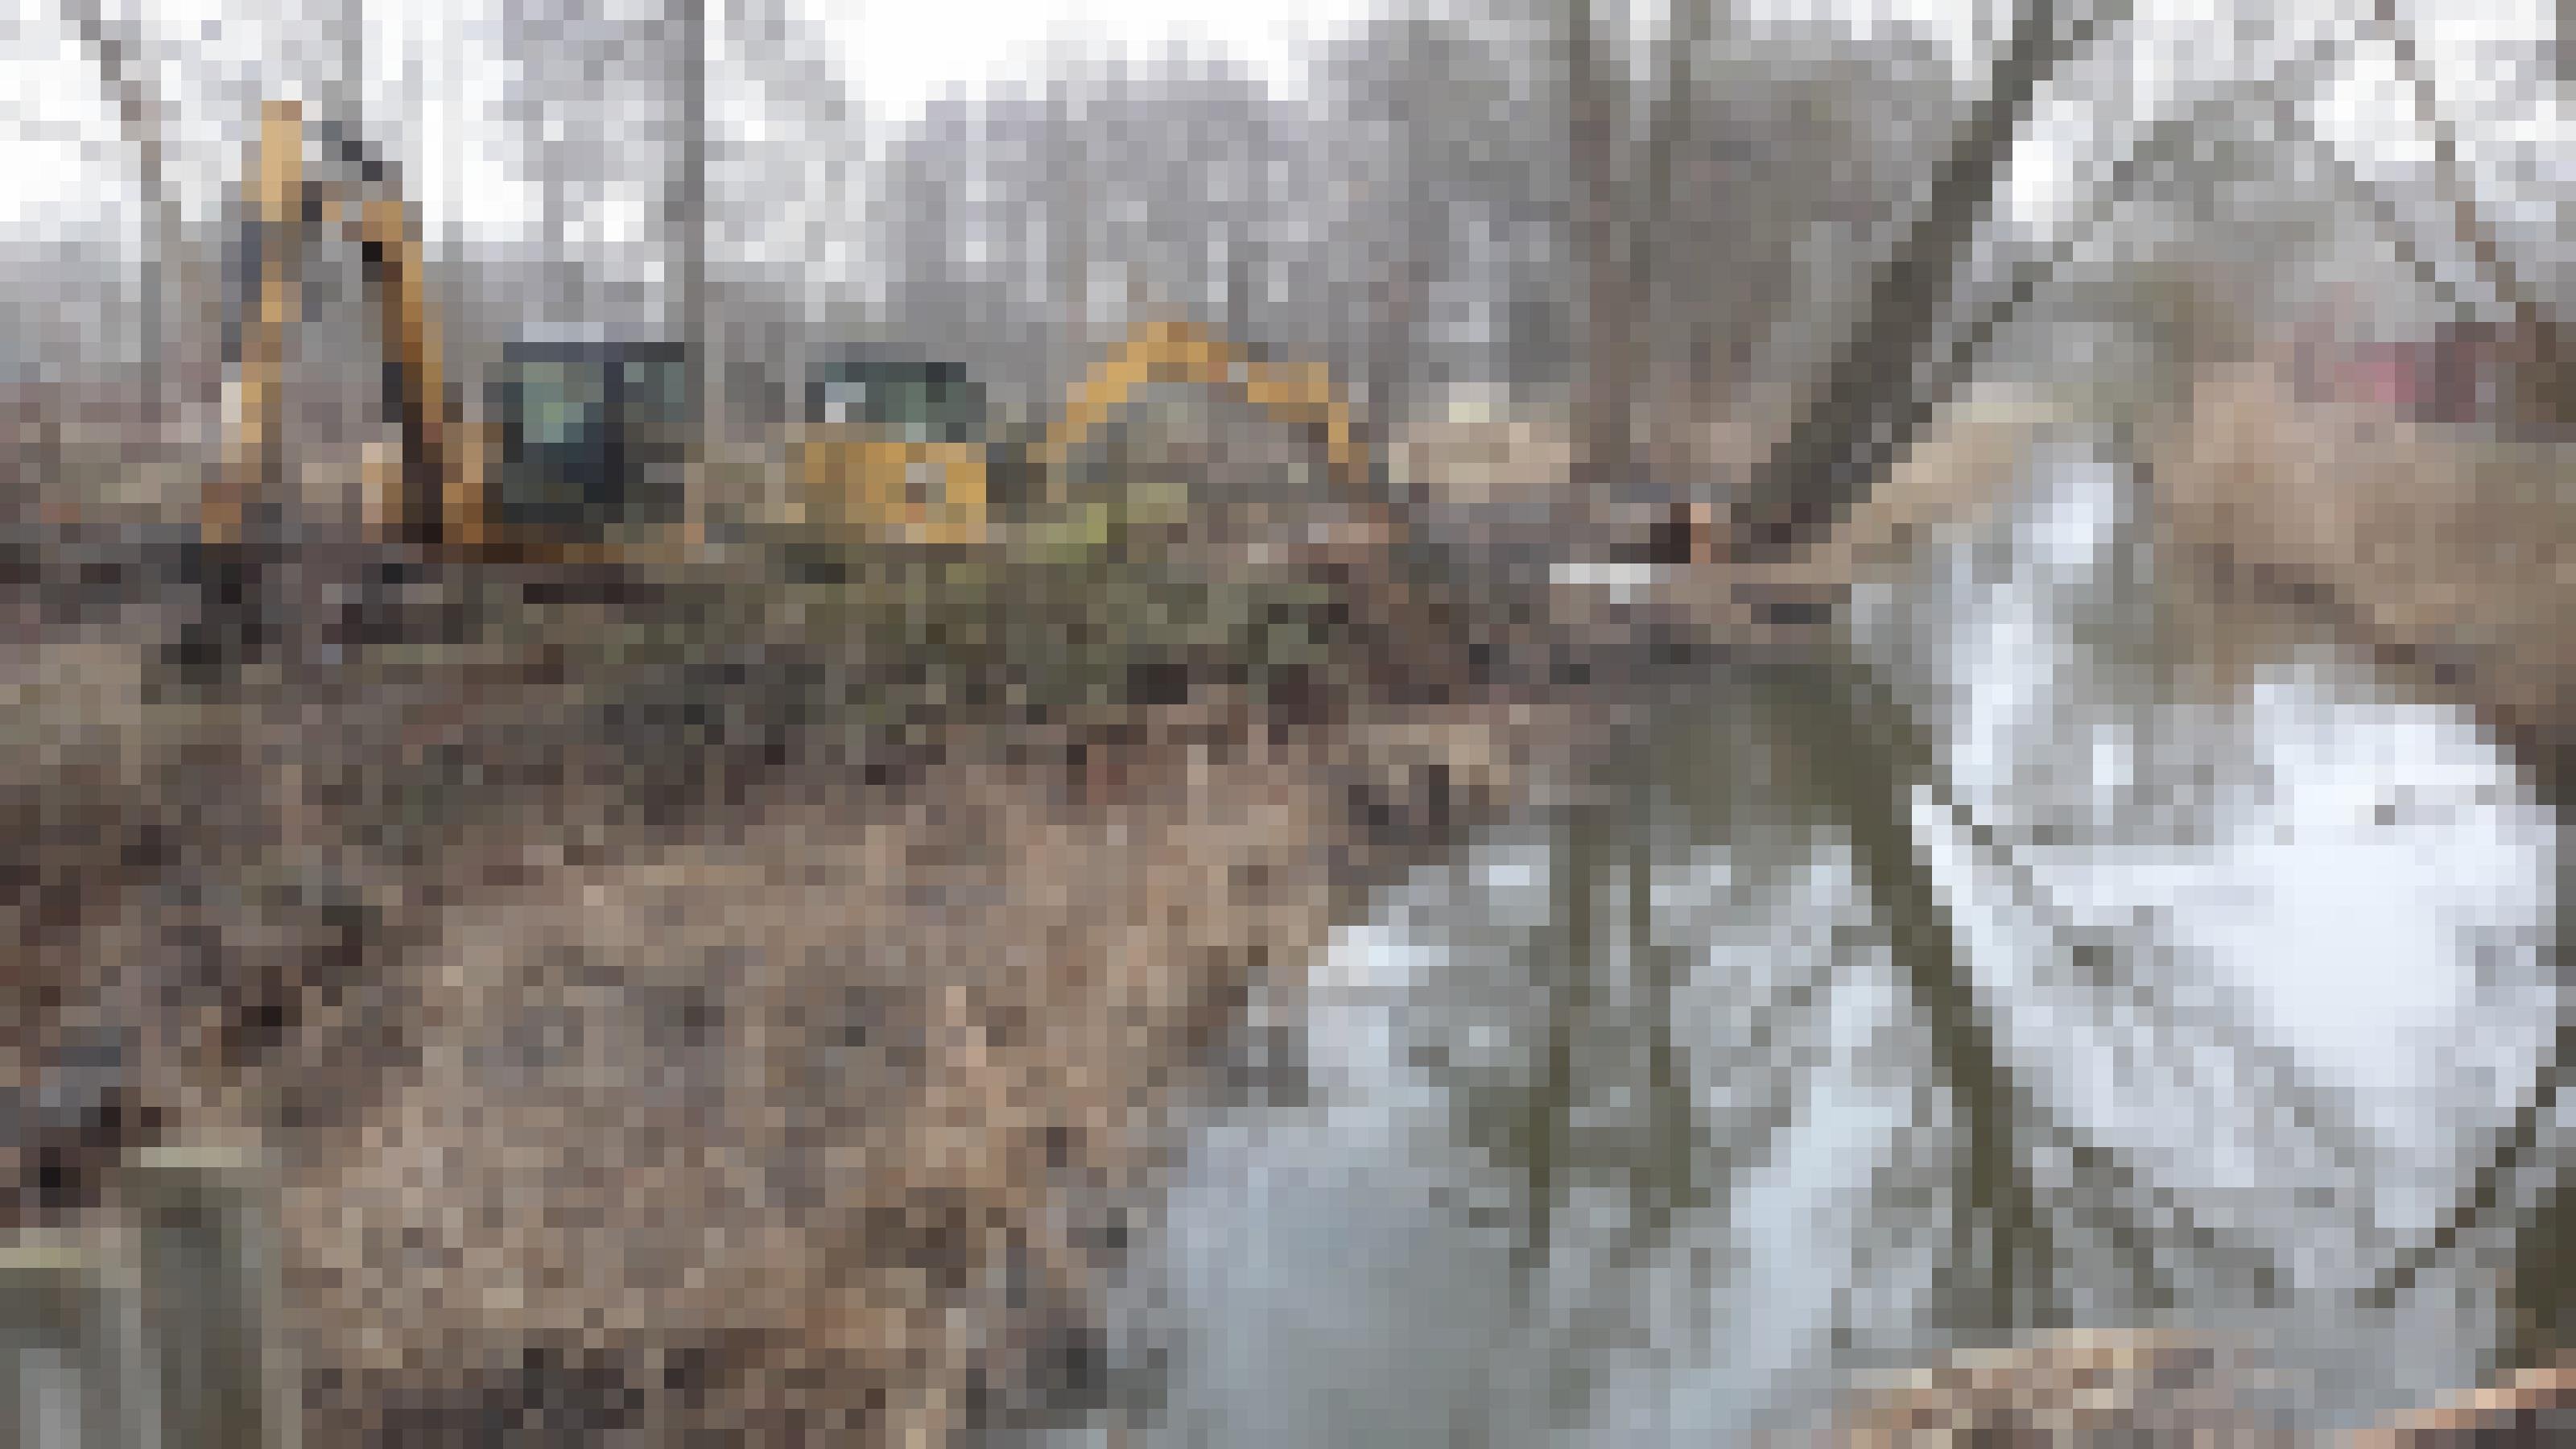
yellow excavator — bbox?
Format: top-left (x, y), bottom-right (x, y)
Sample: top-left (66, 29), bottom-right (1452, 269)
top-left (212, 98), bottom-right (1393, 571)
top-left (791, 320), bottom-right (1388, 551)
top-left (208, 100), bottom-right (690, 564)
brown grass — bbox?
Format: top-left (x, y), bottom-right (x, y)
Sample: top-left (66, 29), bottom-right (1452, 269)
top-left (282, 729), bottom-right (1334, 1439)
top-left (0, 519), bottom-right (1591, 1443)
top-left (1824, 1329), bottom-right (2296, 1447)
top-left (260, 673), bottom-right (1587, 1443)
top-left (2149, 361), bottom-right (2576, 796)
top-left (1823, 1332), bottom-right (2576, 1446)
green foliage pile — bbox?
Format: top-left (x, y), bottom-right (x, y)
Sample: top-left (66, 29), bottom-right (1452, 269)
top-left (762, 535), bottom-right (1340, 734)
top-left (303, 469), bottom-right (1356, 862)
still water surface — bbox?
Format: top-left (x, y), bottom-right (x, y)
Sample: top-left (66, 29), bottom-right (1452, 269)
top-left (1133, 433), bottom-right (2557, 1444)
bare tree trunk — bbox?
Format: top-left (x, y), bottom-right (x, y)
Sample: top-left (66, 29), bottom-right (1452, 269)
top-left (338, 0), bottom-right (365, 148)
top-left (1224, 229), bottom-right (1252, 347)
top-left (1727, 0), bottom-right (2128, 564)
top-left (1927, 28), bottom-right (2347, 446)
top-left (1225, 107), bottom-right (1266, 348)
top-left (1368, 188), bottom-right (1439, 452)
top-left (741, 0), bottom-right (864, 419)
top-left (1566, 0), bottom-right (1637, 496)
top-left (1634, 0), bottom-right (1718, 468)
top-left (1057, 175), bottom-right (1089, 392)
top-left (507, 8), bottom-right (579, 332)
top-left (2372, 0), bottom-right (2548, 332)
top-left (1040, 66), bottom-right (1090, 399)
top-left (1679, 118), bottom-right (1743, 419)
top-left (542, 142), bottom-right (576, 328)
top-left (673, 0), bottom-right (715, 448)
top-left (61, 0), bottom-right (205, 445)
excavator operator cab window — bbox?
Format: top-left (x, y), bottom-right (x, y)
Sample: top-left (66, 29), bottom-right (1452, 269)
top-left (492, 340), bottom-right (689, 543)
top-left (810, 353), bottom-right (989, 447)
top-left (522, 361), bottom-right (603, 449)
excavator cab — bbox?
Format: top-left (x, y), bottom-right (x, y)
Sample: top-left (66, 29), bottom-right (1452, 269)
top-left (489, 339), bottom-right (691, 544)
top-left (798, 345), bottom-right (995, 543)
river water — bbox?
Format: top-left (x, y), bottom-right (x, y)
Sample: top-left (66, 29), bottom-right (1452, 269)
top-left (1117, 430), bottom-right (2558, 1444)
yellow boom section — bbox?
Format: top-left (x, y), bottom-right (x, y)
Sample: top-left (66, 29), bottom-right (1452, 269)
top-left (206, 101), bottom-right (306, 545)
top-left (355, 194), bottom-right (461, 547)
top-left (1037, 318), bottom-right (1380, 529)
top-left (213, 99), bottom-right (473, 551)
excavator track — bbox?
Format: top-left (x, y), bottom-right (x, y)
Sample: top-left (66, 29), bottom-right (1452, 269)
top-left (0, 523), bottom-right (702, 687)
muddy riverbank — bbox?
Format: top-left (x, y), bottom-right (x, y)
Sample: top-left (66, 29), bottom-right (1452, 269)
top-left (9, 366), bottom-right (2567, 1443)
top-left (0, 537), bottom-right (1660, 1443)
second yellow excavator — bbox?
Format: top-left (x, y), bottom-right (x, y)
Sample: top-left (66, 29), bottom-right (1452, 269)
top-left (791, 324), bottom-right (1387, 553)
top-left (213, 98), bottom-right (1393, 573)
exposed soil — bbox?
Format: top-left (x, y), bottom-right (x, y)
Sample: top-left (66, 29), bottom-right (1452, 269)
top-left (0, 532), bottom-right (1607, 1444)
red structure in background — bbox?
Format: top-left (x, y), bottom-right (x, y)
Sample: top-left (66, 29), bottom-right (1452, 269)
top-left (2286, 289), bottom-right (2541, 430)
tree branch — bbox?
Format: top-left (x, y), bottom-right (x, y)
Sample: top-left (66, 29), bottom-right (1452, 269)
top-left (1728, 0), bottom-right (2132, 564)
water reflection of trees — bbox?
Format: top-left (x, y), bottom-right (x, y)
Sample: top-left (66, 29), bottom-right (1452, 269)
top-left (1408, 485), bottom-right (2539, 1435)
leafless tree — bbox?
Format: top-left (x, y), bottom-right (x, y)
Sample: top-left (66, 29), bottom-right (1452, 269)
top-left (1320, 14), bottom-right (1505, 440)
top-left (1561, 0), bottom-right (1636, 492)
top-left (671, 0), bottom-right (712, 446)
top-left (733, 0), bottom-right (869, 419)
top-left (500, 2), bottom-right (622, 329)
top-left (60, 0), bottom-right (208, 435)
top-left (1728, 0), bottom-right (2132, 562)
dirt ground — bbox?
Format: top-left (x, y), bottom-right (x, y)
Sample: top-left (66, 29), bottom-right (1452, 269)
top-left (0, 539), bottom-right (1599, 1443)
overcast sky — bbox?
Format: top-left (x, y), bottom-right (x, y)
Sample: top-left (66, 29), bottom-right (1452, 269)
top-left (1, 0), bottom-right (2564, 275)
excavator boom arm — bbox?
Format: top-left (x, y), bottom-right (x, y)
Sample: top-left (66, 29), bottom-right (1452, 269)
top-left (356, 194), bottom-right (458, 545)
top-left (1035, 318), bottom-right (1383, 536)
top-left (212, 99), bottom-right (463, 548)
